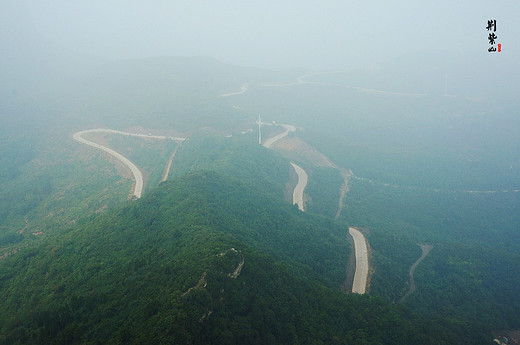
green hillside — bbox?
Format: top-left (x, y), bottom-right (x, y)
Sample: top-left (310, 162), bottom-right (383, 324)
top-left (0, 171), bottom-right (466, 345)
top-left (1, 55), bottom-right (518, 344)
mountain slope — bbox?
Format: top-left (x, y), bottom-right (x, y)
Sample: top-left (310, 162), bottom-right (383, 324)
top-left (0, 171), bottom-right (465, 345)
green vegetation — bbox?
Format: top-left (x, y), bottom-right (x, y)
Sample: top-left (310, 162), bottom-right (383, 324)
top-left (0, 132), bottom-right (131, 250)
top-left (0, 171), bottom-right (471, 345)
top-left (411, 243), bottom-right (520, 330)
top-left (0, 137), bottom-right (36, 182)
top-left (171, 132), bottom-right (291, 201)
top-left (1, 55), bottom-right (518, 344)
top-left (304, 167), bottom-right (343, 218)
top-left (100, 133), bottom-right (178, 190)
top-left (338, 177), bottom-right (520, 334)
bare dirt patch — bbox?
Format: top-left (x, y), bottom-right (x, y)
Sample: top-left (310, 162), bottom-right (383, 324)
top-left (272, 137), bottom-right (336, 168)
top-left (161, 145), bottom-right (179, 182)
top-left (284, 163), bottom-right (299, 204)
top-left (493, 330), bottom-right (520, 345)
top-left (335, 169), bottom-right (353, 219)
top-left (182, 272), bottom-right (207, 296)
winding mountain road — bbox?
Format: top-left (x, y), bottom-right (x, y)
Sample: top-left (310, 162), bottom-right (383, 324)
top-left (73, 128), bottom-right (185, 198)
top-left (262, 124), bottom-right (296, 149)
top-left (225, 74), bottom-right (451, 297)
top-left (290, 162), bottom-right (308, 211)
top-left (399, 244), bottom-right (433, 303)
top-left (259, 120), bottom-right (368, 293)
top-left (221, 84), bottom-right (248, 97)
top-left (224, 79), bottom-right (371, 293)
top-left (260, 123), bottom-right (306, 209)
top-left (349, 227), bottom-right (369, 294)
top-left (75, 128), bottom-right (185, 141)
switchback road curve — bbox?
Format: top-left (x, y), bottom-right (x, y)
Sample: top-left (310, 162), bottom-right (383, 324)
top-left (73, 128), bottom-right (185, 199)
top-left (260, 123), bottom-right (307, 210)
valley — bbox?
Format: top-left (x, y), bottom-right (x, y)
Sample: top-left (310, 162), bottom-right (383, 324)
top-left (1, 55), bottom-right (519, 345)
top-left (72, 118), bottom-right (371, 296)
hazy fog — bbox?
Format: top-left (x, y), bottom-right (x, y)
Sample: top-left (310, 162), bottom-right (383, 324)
top-left (3, 0), bottom-right (519, 70)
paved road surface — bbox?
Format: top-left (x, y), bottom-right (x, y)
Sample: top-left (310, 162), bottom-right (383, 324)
top-left (260, 123), bottom-right (307, 210)
top-left (290, 162), bottom-right (308, 211)
top-left (349, 227), bottom-right (368, 294)
top-left (76, 128), bottom-right (185, 141)
top-left (73, 130), bottom-right (144, 198)
top-left (221, 84), bottom-right (248, 97)
top-left (73, 129), bottom-right (185, 198)
top-left (262, 124), bottom-right (295, 148)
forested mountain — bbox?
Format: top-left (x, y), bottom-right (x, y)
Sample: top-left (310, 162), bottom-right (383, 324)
top-left (1, 53), bottom-right (519, 344)
top-left (0, 170), bottom-right (468, 345)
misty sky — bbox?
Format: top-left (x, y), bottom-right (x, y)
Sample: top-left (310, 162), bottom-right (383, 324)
top-left (2, 0), bottom-right (519, 70)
